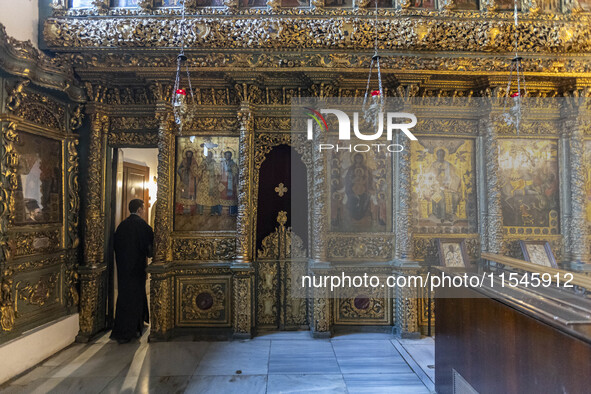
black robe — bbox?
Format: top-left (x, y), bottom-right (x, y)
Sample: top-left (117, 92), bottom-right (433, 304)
top-left (111, 214), bottom-right (154, 341)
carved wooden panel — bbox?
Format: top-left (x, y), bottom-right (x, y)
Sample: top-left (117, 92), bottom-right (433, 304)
top-left (175, 276), bottom-right (231, 327)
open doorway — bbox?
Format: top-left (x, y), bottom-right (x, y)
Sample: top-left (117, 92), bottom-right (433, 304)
top-left (107, 147), bottom-right (159, 329)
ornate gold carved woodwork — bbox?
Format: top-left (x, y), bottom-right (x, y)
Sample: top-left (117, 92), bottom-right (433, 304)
top-left (107, 131), bottom-right (159, 146)
top-left (258, 211), bottom-right (306, 260)
top-left (256, 260), bottom-right (278, 327)
top-left (77, 267), bottom-right (106, 338)
top-left (235, 105), bottom-right (255, 264)
top-left (9, 230), bottom-right (62, 258)
top-left (0, 269), bottom-right (15, 332)
top-left (172, 238), bottom-right (237, 261)
top-left (417, 284), bottom-right (434, 336)
top-left (84, 112), bottom-right (109, 266)
top-left (16, 273), bottom-right (60, 307)
top-left (232, 271), bottom-right (253, 336)
top-left (0, 25), bottom-right (83, 102)
top-left (7, 255), bottom-right (63, 273)
top-left (110, 117), bottom-right (160, 131)
top-left (176, 276), bottom-right (231, 327)
top-left (254, 117), bottom-right (291, 132)
top-left (6, 80), bottom-right (30, 112)
top-left (67, 139), bottom-right (80, 249)
top-left (153, 111), bottom-right (175, 265)
top-left (334, 283), bottom-right (391, 325)
top-left (396, 142), bottom-right (413, 260)
top-left (44, 15), bottom-right (591, 55)
top-left (149, 271), bottom-right (173, 338)
top-left (69, 106), bottom-right (84, 131)
top-left (326, 236), bottom-right (394, 260)
top-left (482, 117), bottom-right (504, 254)
top-left (275, 183), bottom-right (288, 197)
top-left (394, 269), bottom-right (420, 337)
top-left (1, 122), bottom-right (19, 232)
top-left (137, 0), bottom-right (154, 13)
top-left (311, 274), bottom-right (330, 333)
top-left (284, 260), bottom-right (308, 328)
top-left (58, 50), bottom-right (591, 75)
top-left (186, 117), bottom-right (239, 133)
top-left (565, 116), bottom-right (590, 262)
top-left (7, 89), bottom-right (66, 132)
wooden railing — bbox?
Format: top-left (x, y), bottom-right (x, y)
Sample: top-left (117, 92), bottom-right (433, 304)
top-left (481, 252), bottom-right (591, 290)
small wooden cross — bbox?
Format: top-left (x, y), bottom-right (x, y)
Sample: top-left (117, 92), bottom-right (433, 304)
top-left (275, 183), bottom-right (288, 197)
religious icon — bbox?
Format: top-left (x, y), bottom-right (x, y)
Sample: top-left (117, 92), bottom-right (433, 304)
top-left (520, 240), bottom-right (557, 268)
top-left (437, 239), bottom-right (469, 268)
top-left (174, 136), bottom-right (239, 232)
top-left (495, 0), bottom-right (521, 10)
top-left (13, 132), bottom-right (62, 225)
top-left (412, 138), bottom-right (476, 233)
top-left (330, 150), bottom-right (391, 233)
top-left (498, 139), bottom-right (559, 229)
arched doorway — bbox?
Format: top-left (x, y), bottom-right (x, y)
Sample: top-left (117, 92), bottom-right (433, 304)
top-left (255, 144), bottom-right (309, 331)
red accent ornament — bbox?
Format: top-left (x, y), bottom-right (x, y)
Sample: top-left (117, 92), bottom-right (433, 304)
top-left (176, 89), bottom-right (187, 95)
top-left (371, 90), bottom-right (381, 97)
top-left (511, 92), bottom-right (520, 98)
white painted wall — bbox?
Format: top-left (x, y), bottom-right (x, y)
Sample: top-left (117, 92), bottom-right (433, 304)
top-left (0, 314), bottom-right (79, 384)
top-left (121, 148), bottom-right (159, 225)
top-left (0, 0), bottom-right (39, 47)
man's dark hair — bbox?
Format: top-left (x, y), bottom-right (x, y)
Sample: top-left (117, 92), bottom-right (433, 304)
top-left (129, 199), bottom-right (144, 214)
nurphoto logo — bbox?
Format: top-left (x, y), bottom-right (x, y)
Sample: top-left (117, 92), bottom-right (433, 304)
top-left (304, 107), bottom-right (418, 153)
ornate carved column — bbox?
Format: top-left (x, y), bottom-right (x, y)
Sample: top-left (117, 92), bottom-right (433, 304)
top-left (232, 103), bottom-right (255, 338)
top-left (563, 106), bottom-right (591, 265)
top-left (148, 104), bottom-right (175, 341)
top-left (395, 134), bottom-right (413, 261)
top-left (481, 115), bottom-right (504, 254)
top-left (393, 104), bottom-right (421, 338)
top-left (78, 105), bottom-right (109, 341)
top-left (309, 119), bottom-right (331, 337)
top-left (236, 104), bottom-right (255, 265)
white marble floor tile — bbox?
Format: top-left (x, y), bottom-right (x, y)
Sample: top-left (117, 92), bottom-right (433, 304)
top-left (268, 356), bottom-right (341, 375)
top-left (130, 342), bottom-right (208, 377)
top-left (399, 343), bottom-right (435, 382)
top-left (194, 341), bottom-right (270, 376)
top-left (337, 356), bottom-right (413, 375)
top-left (0, 377), bottom-right (115, 394)
top-left (254, 331), bottom-right (312, 341)
top-left (41, 344), bottom-right (88, 367)
top-left (9, 366), bottom-right (57, 386)
top-left (331, 332), bottom-right (394, 341)
top-left (344, 373), bottom-right (430, 394)
top-left (397, 337), bottom-right (434, 346)
top-left (331, 340), bottom-right (399, 357)
top-left (184, 375), bottom-right (267, 394)
top-left (50, 343), bottom-right (144, 378)
top-left (101, 375), bottom-right (191, 394)
top-left (270, 340), bottom-right (334, 357)
top-left (266, 374), bottom-right (346, 393)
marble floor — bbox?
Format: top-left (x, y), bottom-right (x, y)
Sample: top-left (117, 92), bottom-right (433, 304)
top-left (0, 331), bottom-right (435, 394)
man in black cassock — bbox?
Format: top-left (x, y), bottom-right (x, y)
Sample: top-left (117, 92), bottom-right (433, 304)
top-left (111, 199), bottom-right (154, 344)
